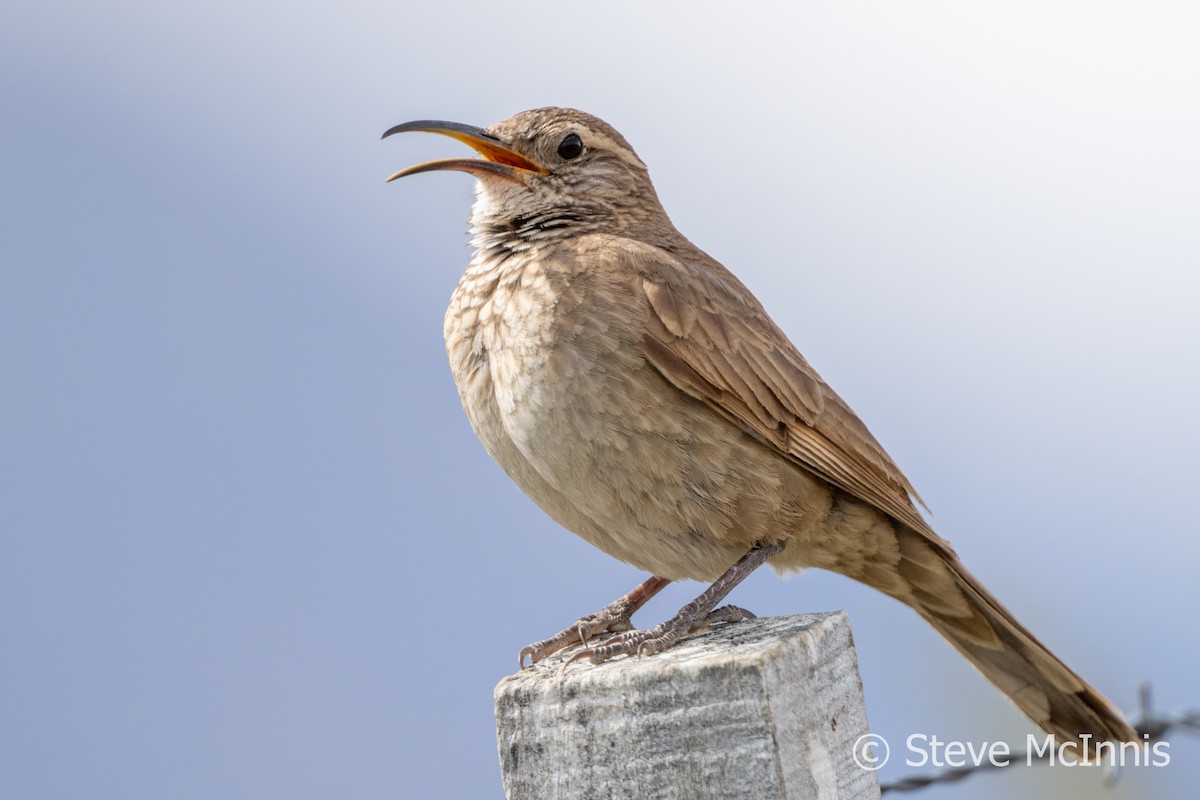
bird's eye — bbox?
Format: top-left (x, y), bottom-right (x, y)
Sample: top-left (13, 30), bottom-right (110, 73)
top-left (557, 133), bottom-right (584, 160)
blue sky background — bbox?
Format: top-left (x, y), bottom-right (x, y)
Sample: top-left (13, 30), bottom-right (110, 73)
top-left (3, 2), bottom-right (1197, 797)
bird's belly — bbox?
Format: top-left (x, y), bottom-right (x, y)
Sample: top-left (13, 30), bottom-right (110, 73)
top-left (446, 273), bottom-right (814, 580)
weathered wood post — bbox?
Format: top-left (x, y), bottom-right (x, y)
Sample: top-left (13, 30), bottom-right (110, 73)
top-left (495, 612), bottom-right (881, 799)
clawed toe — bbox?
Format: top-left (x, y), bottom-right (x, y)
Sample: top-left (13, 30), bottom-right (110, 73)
top-left (519, 624), bottom-right (589, 668)
top-left (517, 576), bottom-right (671, 668)
top-left (705, 604), bottom-right (756, 626)
top-left (561, 603), bottom-right (758, 668)
top-left (520, 613), bottom-right (640, 668)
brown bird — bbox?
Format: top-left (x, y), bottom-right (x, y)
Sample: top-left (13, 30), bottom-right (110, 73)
top-left (383, 107), bottom-right (1135, 747)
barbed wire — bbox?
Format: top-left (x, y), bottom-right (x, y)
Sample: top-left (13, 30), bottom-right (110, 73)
top-left (880, 684), bottom-right (1199, 794)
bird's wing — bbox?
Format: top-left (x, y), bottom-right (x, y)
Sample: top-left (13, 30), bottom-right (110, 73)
top-left (623, 239), bottom-right (952, 552)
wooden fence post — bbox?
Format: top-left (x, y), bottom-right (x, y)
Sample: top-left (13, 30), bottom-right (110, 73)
top-left (495, 612), bottom-right (881, 799)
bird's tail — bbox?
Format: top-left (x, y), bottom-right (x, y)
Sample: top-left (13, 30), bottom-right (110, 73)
top-left (868, 525), bottom-right (1136, 747)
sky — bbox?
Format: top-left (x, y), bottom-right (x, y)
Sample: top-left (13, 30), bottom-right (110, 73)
top-left (2, 1), bottom-right (1198, 798)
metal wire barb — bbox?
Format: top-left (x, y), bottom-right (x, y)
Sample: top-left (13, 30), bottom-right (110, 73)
top-left (880, 684), bottom-right (1199, 794)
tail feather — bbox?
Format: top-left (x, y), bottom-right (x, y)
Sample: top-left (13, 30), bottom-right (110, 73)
top-left (884, 526), bottom-right (1136, 745)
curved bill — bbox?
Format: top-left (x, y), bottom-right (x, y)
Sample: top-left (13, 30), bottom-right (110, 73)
top-left (382, 119), bottom-right (547, 184)
top-left (385, 158), bottom-right (534, 183)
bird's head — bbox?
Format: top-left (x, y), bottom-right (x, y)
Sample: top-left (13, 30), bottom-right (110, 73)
top-left (383, 107), bottom-right (668, 239)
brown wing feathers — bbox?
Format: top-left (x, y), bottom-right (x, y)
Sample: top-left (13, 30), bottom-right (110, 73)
top-left (640, 262), bottom-right (941, 545)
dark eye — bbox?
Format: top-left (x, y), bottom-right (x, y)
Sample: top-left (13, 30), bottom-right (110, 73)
top-left (557, 133), bottom-right (584, 160)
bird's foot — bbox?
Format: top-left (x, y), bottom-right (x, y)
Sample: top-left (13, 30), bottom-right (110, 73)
top-left (560, 539), bottom-right (786, 669)
top-left (518, 609), bottom-right (634, 668)
top-left (518, 576), bottom-right (671, 668)
top-left (565, 604), bottom-right (756, 667)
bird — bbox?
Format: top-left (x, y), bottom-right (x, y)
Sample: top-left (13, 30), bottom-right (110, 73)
top-left (382, 107), bottom-right (1136, 747)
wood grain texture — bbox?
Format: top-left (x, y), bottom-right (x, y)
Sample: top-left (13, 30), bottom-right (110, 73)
top-left (495, 613), bottom-right (880, 800)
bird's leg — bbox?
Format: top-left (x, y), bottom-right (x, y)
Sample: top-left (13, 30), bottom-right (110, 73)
top-left (518, 575), bottom-right (671, 667)
top-left (566, 540), bottom-right (786, 667)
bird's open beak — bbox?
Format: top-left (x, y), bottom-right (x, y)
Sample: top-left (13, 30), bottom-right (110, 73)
top-left (382, 120), bottom-right (547, 184)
